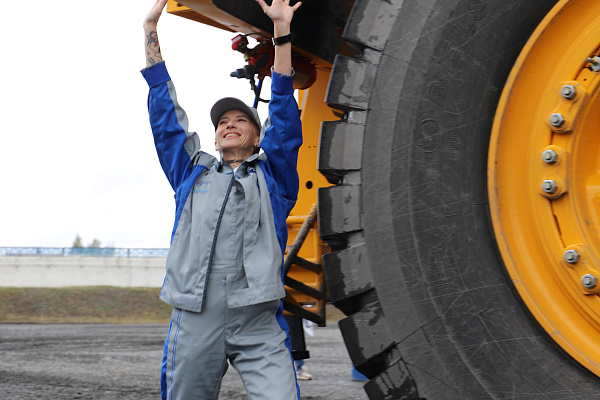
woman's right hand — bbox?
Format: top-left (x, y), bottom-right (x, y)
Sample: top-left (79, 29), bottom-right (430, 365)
top-left (144, 0), bottom-right (167, 67)
top-left (144, 0), bottom-right (168, 28)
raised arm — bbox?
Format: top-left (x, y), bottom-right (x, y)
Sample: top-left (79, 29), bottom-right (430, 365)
top-left (256, 0), bottom-right (302, 75)
top-left (143, 0), bottom-right (168, 67)
top-left (142, 0), bottom-right (202, 190)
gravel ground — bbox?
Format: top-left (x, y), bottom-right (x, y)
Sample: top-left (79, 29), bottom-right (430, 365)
top-left (0, 323), bottom-right (368, 399)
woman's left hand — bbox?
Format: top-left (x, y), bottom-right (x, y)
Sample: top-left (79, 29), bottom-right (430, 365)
top-left (255, 0), bottom-right (301, 26)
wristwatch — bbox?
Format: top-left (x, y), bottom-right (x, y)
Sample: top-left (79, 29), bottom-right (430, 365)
top-left (272, 33), bottom-right (293, 46)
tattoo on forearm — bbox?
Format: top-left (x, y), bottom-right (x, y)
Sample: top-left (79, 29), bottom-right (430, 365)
top-left (146, 31), bottom-right (160, 50)
top-left (146, 52), bottom-right (157, 65)
top-left (146, 30), bottom-right (161, 64)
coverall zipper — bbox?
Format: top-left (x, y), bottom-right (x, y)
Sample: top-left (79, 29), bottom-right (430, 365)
top-left (199, 170), bottom-right (235, 310)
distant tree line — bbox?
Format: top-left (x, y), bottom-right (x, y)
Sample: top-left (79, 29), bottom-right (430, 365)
top-left (72, 234), bottom-right (102, 248)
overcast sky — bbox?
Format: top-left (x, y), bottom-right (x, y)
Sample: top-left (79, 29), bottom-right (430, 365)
top-left (1, 2), bottom-right (271, 248)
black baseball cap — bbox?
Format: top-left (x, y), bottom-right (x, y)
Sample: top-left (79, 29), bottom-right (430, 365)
top-left (210, 97), bottom-right (261, 130)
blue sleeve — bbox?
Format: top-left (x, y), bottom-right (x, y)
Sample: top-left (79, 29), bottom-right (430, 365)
top-left (260, 71), bottom-right (303, 208)
top-left (142, 62), bottom-right (200, 190)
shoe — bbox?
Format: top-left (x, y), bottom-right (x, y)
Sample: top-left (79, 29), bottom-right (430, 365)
top-left (296, 368), bottom-right (312, 381)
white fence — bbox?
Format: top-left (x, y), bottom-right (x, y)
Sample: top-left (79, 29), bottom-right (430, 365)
top-left (0, 251), bottom-right (166, 288)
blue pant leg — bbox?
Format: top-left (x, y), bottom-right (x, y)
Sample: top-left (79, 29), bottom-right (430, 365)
top-left (161, 319), bottom-right (172, 400)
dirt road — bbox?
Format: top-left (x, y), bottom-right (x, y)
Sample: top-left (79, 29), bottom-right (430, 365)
top-left (0, 323), bottom-right (368, 399)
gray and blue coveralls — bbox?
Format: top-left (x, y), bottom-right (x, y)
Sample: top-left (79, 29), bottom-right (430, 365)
top-left (142, 61), bottom-right (303, 400)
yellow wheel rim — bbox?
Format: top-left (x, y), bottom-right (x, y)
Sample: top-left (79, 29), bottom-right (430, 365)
top-left (489, 0), bottom-right (600, 375)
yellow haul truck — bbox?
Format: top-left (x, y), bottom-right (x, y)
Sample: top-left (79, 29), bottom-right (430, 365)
top-left (168, 0), bottom-right (600, 398)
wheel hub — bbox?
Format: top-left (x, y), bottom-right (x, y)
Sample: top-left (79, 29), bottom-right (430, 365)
top-left (489, 0), bottom-right (600, 376)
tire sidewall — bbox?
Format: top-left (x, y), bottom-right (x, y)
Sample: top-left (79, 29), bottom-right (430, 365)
top-left (361, 0), bottom-right (600, 397)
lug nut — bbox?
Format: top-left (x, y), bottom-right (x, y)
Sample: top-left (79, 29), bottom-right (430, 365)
top-left (564, 249), bottom-right (580, 263)
top-left (542, 180), bottom-right (558, 194)
top-left (542, 150), bottom-right (558, 164)
top-left (582, 274), bottom-right (597, 288)
top-left (549, 113), bottom-right (565, 127)
top-left (587, 56), bottom-right (600, 73)
top-left (561, 85), bottom-right (577, 99)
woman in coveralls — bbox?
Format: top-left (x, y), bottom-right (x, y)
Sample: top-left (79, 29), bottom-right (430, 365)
top-left (142, 0), bottom-right (303, 399)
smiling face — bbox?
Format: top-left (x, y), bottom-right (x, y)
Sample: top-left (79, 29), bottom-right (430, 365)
top-left (215, 109), bottom-right (260, 160)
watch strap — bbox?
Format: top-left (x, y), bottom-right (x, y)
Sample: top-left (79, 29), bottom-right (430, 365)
top-left (272, 33), bottom-right (293, 46)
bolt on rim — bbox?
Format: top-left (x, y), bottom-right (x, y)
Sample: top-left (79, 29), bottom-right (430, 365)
top-left (488, 0), bottom-right (600, 377)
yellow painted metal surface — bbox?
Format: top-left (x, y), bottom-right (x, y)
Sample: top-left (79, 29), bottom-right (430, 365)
top-left (292, 66), bottom-right (338, 216)
top-left (167, 0), bottom-right (254, 34)
top-left (489, 0), bottom-right (600, 376)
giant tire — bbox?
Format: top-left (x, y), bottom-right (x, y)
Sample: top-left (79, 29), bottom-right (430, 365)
top-left (318, 0), bottom-right (600, 399)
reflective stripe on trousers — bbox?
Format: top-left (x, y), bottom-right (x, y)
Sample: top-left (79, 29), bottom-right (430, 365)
top-left (164, 269), bottom-right (299, 400)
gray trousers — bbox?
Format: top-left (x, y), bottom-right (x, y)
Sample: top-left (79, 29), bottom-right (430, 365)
top-left (165, 270), bottom-right (299, 400)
